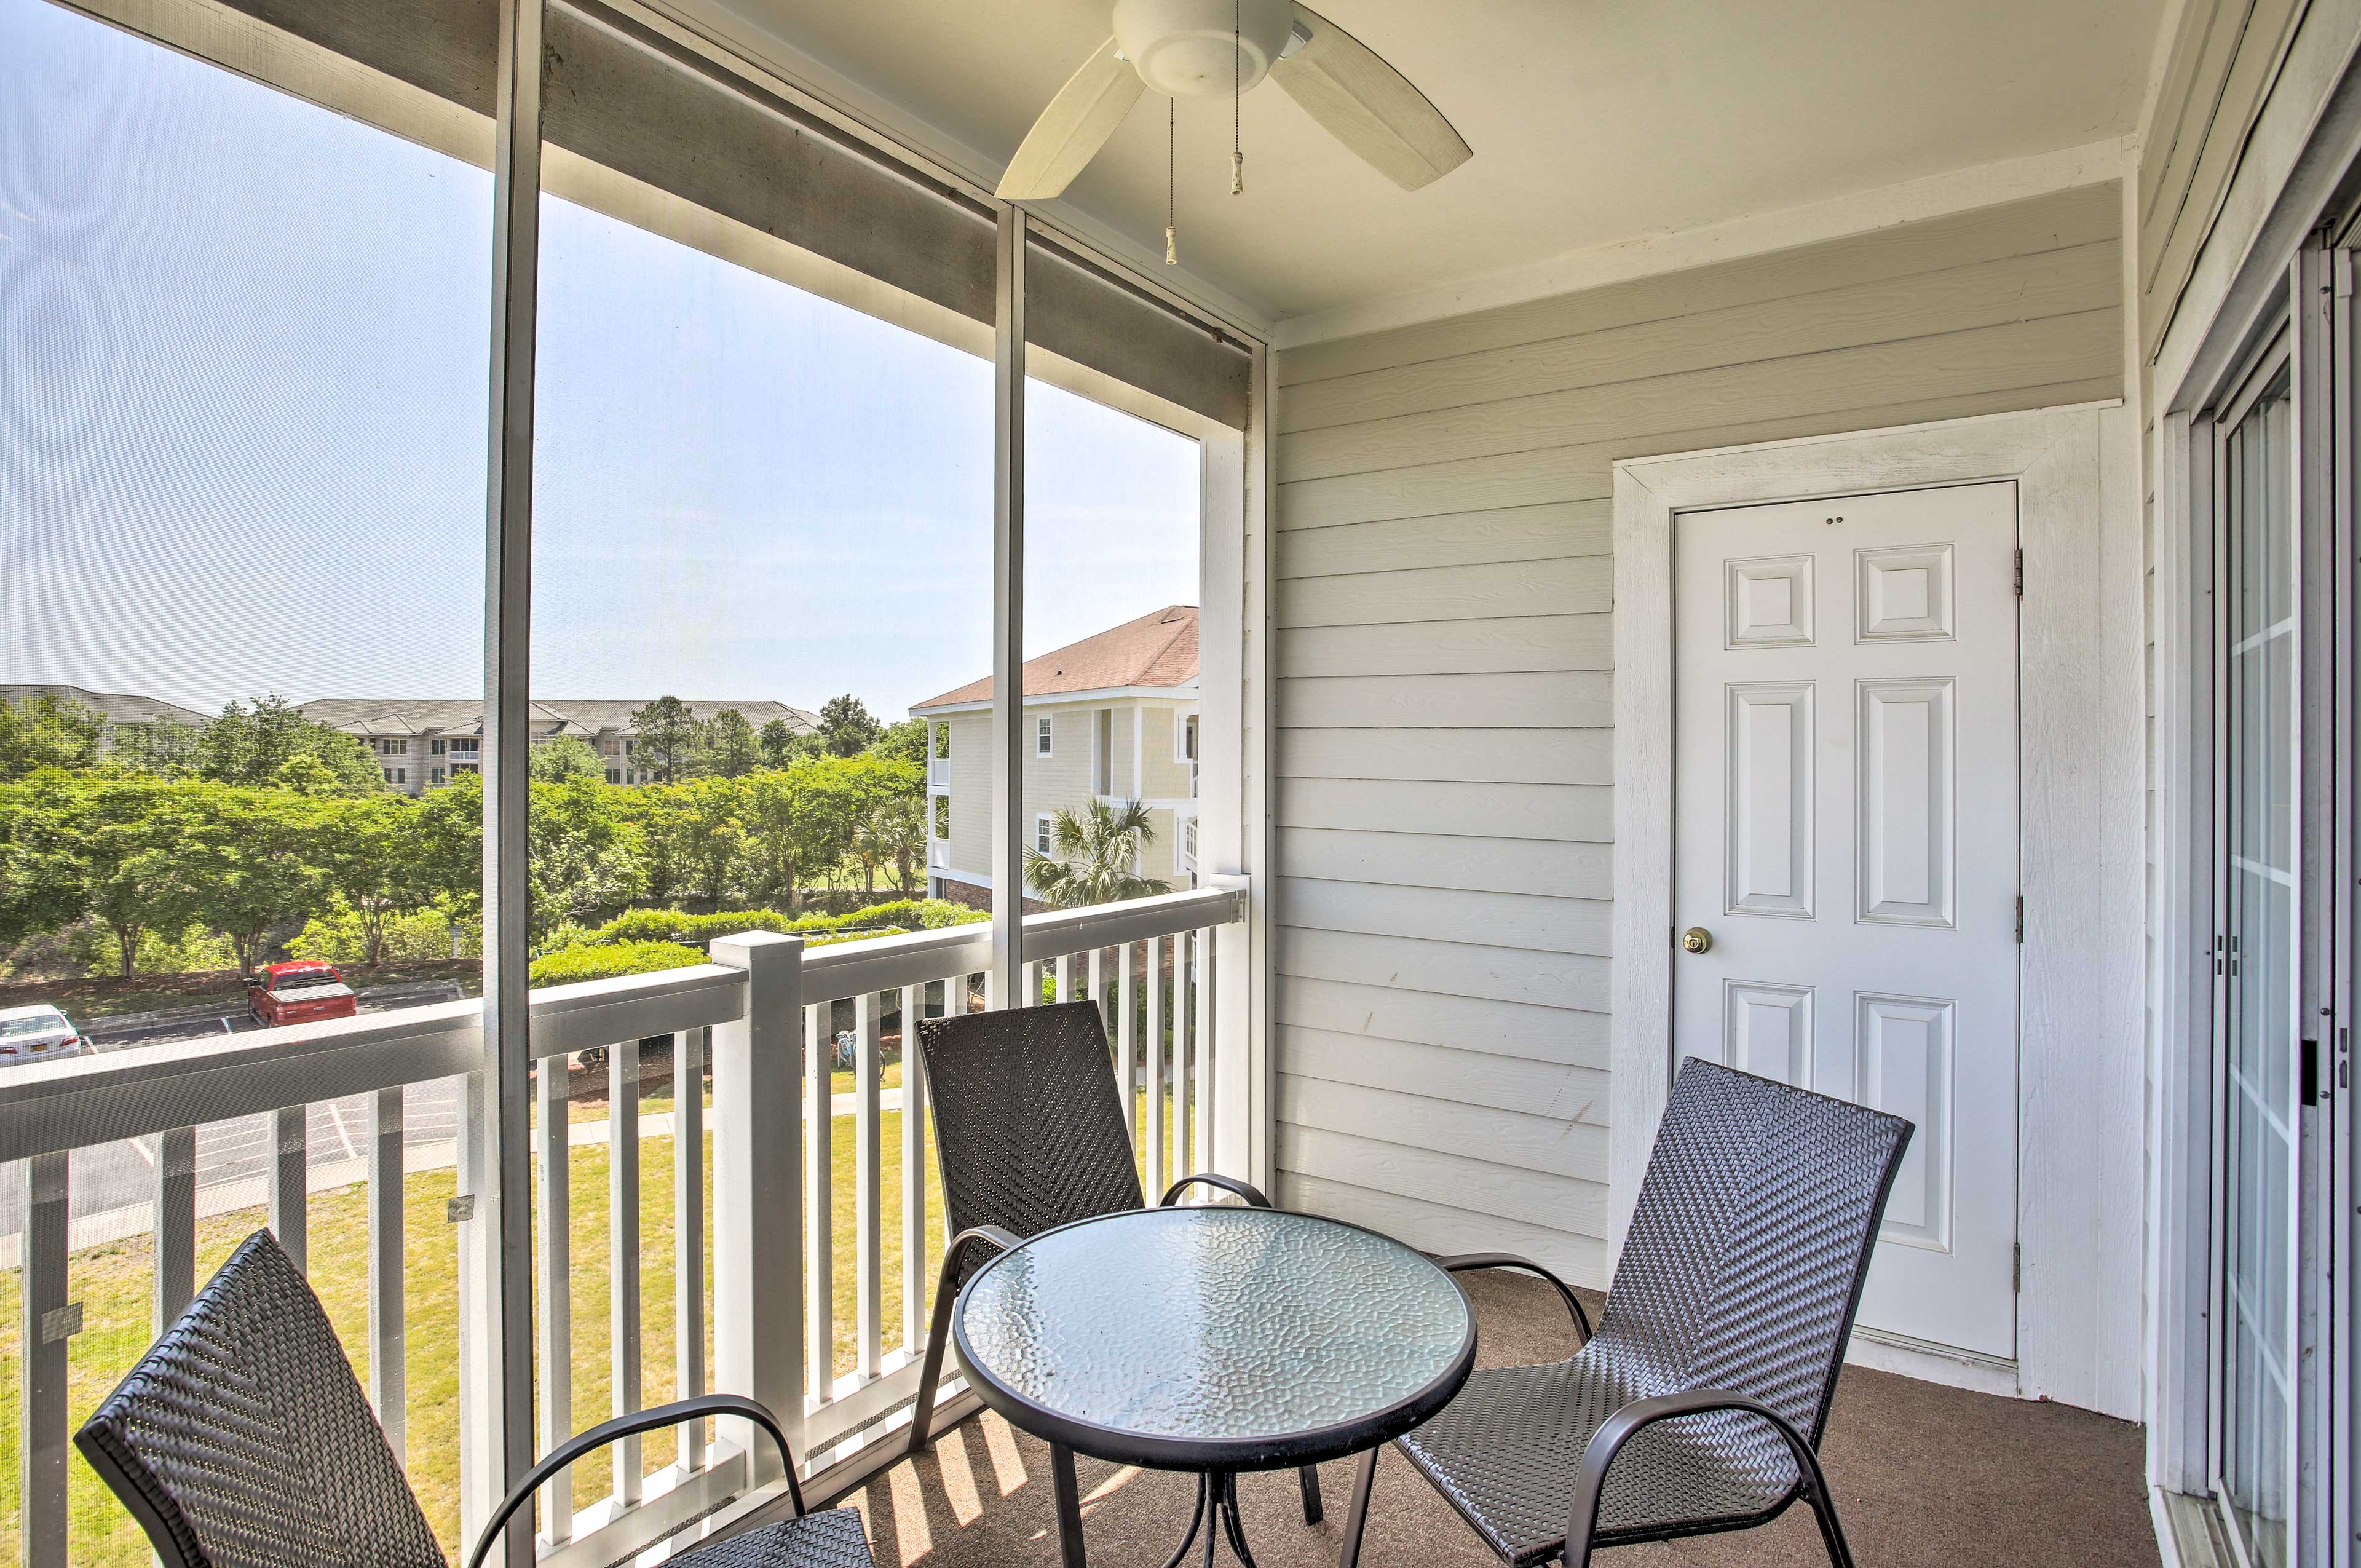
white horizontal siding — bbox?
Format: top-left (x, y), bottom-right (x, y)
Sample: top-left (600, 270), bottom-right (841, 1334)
top-left (1270, 182), bottom-right (2124, 1288)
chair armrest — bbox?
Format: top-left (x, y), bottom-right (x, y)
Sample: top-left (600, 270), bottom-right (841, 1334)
top-left (1158, 1173), bottom-right (1273, 1209)
top-left (465, 1393), bottom-right (801, 1568)
top-left (1563, 1389), bottom-right (1820, 1566)
top-left (948, 1224), bottom-right (1024, 1266)
top-left (1434, 1252), bottom-right (1593, 1345)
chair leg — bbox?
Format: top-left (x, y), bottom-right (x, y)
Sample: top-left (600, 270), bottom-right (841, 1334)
top-left (1299, 1462), bottom-right (1323, 1524)
top-left (904, 1250), bottom-right (965, 1459)
top-left (1336, 1447), bottom-right (1379, 1568)
top-left (1050, 1443), bottom-right (1088, 1568)
top-left (1800, 1472), bottom-right (1859, 1568)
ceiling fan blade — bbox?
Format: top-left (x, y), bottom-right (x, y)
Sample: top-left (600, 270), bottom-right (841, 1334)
top-left (1268, 6), bottom-right (1470, 190)
top-left (997, 37), bottom-right (1145, 200)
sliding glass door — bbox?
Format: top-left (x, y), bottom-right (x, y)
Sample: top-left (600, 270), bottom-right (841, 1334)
top-left (2215, 348), bottom-right (2298, 1568)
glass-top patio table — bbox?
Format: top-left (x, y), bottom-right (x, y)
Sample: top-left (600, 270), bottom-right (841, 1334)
top-left (952, 1205), bottom-right (1477, 1567)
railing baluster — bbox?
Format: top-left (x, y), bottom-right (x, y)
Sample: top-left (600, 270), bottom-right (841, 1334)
top-left (535, 1059), bottom-right (572, 1539)
top-left (1022, 960), bottom-right (1040, 1008)
top-left (611, 1036), bottom-right (643, 1507)
top-left (1173, 931), bottom-right (1193, 1180)
top-left (21, 1150), bottom-right (68, 1566)
top-left (154, 1126), bottom-right (196, 1331)
top-left (674, 1027), bottom-right (705, 1474)
top-left (1193, 931), bottom-right (1216, 1176)
top-left (1087, 947), bottom-right (1105, 1033)
top-left (269, 1103), bottom-right (307, 1269)
top-left (855, 991), bottom-right (884, 1383)
top-left (365, 1090), bottom-right (406, 1464)
top-left (899, 984), bottom-right (928, 1357)
top-left (1145, 933), bottom-right (1165, 1190)
top-left (1055, 952), bottom-right (1073, 1003)
top-left (805, 1001), bottom-right (834, 1408)
top-left (1118, 941), bottom-right (1138, 1145)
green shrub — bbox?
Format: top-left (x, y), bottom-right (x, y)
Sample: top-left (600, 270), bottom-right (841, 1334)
top-left (588, 900), bottom-right (980, 947)
top-left (528, 940), bottom-right (705, 988)
top-left (291, 903), bottom-right (478, 966)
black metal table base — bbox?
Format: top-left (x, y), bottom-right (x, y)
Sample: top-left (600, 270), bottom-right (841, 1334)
top-left (1047, 1445), bottom-right (1323, 1568)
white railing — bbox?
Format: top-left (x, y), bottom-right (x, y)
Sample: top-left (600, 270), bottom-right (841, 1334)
top-left (928, 839), bottom-right (950, 871)
top-left (0, 885), bottom-right (1244, 1567)
top-left (927, 759), bottom-right (950, 792)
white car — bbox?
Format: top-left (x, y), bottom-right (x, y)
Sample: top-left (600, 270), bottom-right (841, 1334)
top-left (0, 1004), bottom-right (90, 1066)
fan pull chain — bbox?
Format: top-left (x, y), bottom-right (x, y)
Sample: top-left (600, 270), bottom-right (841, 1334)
top-left (1231, 0), bottom-right (1243, 194)
top-left (1165, 98), bottom-right (1178, 264)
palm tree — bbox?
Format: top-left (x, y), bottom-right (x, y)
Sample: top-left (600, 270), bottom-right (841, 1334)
top-left (1024, 798), bottom-right (1171, 908)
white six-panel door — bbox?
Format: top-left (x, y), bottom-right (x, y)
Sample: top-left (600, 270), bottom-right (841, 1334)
top-left (1672, 481), bottom-right (2020, 1361)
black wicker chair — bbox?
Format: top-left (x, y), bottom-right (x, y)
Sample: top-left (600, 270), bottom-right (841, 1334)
top-left (75, 1229), bottom-right (872, 1568)
top-left (1339, 1057), bottom-right (1912, 1568)
top-left (903, 999), bottom-right (1326, 1522)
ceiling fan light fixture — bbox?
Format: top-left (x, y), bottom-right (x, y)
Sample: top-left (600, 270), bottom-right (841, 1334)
top-left (1113, 0), bottom-right (1295, 98)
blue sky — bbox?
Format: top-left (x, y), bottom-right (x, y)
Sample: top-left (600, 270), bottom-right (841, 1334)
top-left (0, 0), bottom-right (1199, 723)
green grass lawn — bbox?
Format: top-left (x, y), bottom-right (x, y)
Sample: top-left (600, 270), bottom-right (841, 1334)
top-left (0, 1086), bottom-right (1186, 1564)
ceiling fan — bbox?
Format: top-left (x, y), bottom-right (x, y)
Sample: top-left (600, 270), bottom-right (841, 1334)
top-left (997, 0), bottom-right (1471, 200)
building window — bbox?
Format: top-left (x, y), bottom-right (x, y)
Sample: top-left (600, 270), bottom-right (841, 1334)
top-left (430, 738), bottom-right (447, 757)
top-left (377, 738), bottom-right (408, 758)
top-left (430, 766), bottom-right (446, 785)
top-left (449, 738), bottom-right (480, 759)
top-left (381, 767), bottom-right (394, 783)
top-left (1093, 708), bottom-right (1112, 795)
top-left (1176, 713), bottom-right (1197, 763)
top-left (451, 761), bottom-right (479, 776)
top-left (1035, 715), bottom-right (1052, 756)
top-left (1035, 813), bottom-right (1051, 855)
top-left (606, 768), bottom-right (620, 783)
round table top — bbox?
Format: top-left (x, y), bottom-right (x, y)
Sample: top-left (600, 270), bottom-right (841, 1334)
top-left (952, 1206), bottom-right (1476, 1471)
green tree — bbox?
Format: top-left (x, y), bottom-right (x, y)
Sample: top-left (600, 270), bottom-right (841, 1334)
top-left (529, 735), bottom-right (604, 784)
top-left (408, 768), bottom-right (485, 919)
top-left (0, 694), bottom-right (105, 780)
top-left (0, 773), bottom-right (203, 976)
top-left (758, 717), bottom-right (818, 767)
top-left (668, 775), bottom-right (749, 906)
top-left (528, 776), bottom-right (644, 940)
top-left (738, 762), bottom-right (855, 913)
top-left (629, 697), bottom-right (702, 783)
top-left (1024, 798), bottom-right (1170, 909)
top-left (189, 695), bottom-right (382, 794)
top-left (867, 718), bottom-right (928, 765)
top-left (106, 716), bottom-right (201, 775)
top-left (817, 694), bottom-right (881, 758)
top-left (864, 778), bottom-right (930, 896)
top-left (318, 793), bottom-right (437, 966)
top-left (703, 708), bottom-right (761, 778)
top-left (177, 783), bottom-right (333, 973)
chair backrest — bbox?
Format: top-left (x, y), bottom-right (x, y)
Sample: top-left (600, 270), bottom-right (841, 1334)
top-left (1594, 1058), bottom-right (1912, 1446)
top-left (914, 1000), bottom-right (1145, 1283)
top-left (75, 1229), bottom-right (444, 1568)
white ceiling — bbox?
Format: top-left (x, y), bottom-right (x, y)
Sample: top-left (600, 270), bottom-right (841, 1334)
top-left (698, 0), bottom-right (2167, 327)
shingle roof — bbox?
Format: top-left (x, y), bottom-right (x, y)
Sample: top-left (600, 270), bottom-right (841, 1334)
top-left (0, 685), bottom-right (210, 727)
top-left (909, 606), bottom-right (1198, 713)
top-left (296, 699), bottom-right (819, 737)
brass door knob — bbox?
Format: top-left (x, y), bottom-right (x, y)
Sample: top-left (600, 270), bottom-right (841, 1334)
top-left (1681, 927), bottom-right (1713, 954)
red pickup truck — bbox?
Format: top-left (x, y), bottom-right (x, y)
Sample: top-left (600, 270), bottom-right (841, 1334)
top-left (247, 961), bottom-right (358, 1028)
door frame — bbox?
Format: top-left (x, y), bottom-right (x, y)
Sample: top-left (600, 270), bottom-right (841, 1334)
top-left (1610, 400), bottom-right (2145, 1418)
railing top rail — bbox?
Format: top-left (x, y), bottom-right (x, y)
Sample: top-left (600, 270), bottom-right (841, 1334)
top-left (1020, 885), bottom-right (1243, 964)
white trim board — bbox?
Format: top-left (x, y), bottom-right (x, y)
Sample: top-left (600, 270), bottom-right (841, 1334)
top-left (1610, 401), bottom-right (2145, 1420)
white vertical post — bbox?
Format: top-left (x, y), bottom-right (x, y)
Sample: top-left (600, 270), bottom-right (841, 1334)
top-left (899, 985), bottom-right (928, 1356)
top-left (20, 1152), bottom-right (68, 1567)
top-left (854, 992), bottom-right (884, 1382)
top-left (1208, 876), bottom-right (1254, 1181)
top-left (1022, 960), bottom-right (1040, 1008)
top-left (674, 1027), bottom-right (706, 1473)
top-left (711, 933), bottom-right (804, 1484)
top-left (1194, 929), bottom-right (1216, 1174)
top-left (991, 206), bottom-right (1027, 1009)
top-left (1118, 942), bottom-right (1138, 1145)
top-left (534, 1060), bottom-right (571, 1539)
top-left (365, 1090), bottom-right (406, 1463)
top-left (154, 1127), bottom-right (196, 1332)
top-left (804, 1002), bottom-right (834, 1409)
top-left (610, 1035), bottom-right (643, 1505)
top-left (1145, 933), bottom-right (1166, 1192)
top-left (476, 0), bottom-right (545, 1554)
top-left (268, 1104), bottom-right (307, 1269)
top-left (1087, 948), bottom-right (1105, 1031)
top-left (1056, 952), bottom-right (1073, 1003)
top-left (1173, 933), bottom-right (1193, 1178)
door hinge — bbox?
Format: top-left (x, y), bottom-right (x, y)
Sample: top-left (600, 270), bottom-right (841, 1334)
top-left (2013, 1243), bottom-right (2022, 1293)
top-left (2015, 895), bottom-right (2024, 943)
top-left (2014, 548), bottom-right (2024, 598)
